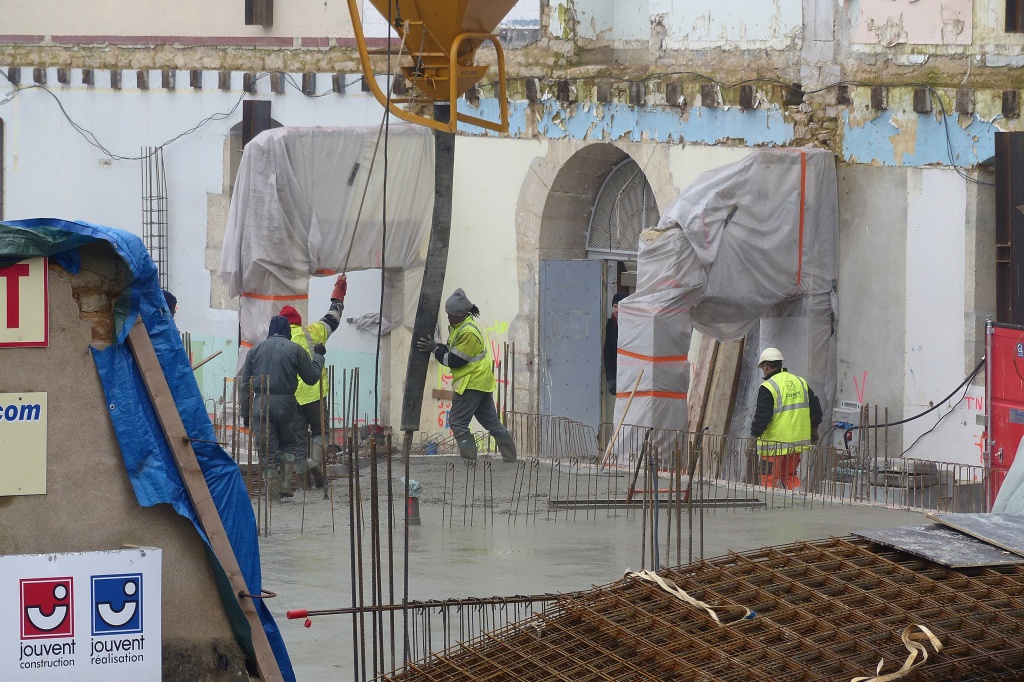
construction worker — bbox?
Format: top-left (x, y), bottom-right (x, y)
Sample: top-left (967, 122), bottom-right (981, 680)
top-left (416, 289), bottom-right (517, 463)
top-left (279, 275), bottom-right (347, 489)
top-left (162, 289), bottom-right (177, 318)
top-left (239, 315), bottom-right (326, 501)
top-left (748, 348), bottom-right (822, 490)
top-left (603, 292), bottom-right (627, 395)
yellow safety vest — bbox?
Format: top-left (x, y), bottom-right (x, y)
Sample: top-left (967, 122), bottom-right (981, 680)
top-left (757, 371), bottom-right (812, 456)
top-left (448, 318), bottom-right (495, 395)
top-left (290, 321), bottom-right (329, 406)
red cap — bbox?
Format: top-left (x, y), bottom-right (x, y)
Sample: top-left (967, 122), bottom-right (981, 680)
top-left (280, 305), bottom-right (302, 326)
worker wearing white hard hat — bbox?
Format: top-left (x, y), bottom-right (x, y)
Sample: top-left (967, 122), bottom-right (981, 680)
top-left (747, 347), bottom-right (822, 490)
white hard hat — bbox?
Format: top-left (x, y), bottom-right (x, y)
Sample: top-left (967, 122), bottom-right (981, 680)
top-left (758, 347), bottom-right (784, 364)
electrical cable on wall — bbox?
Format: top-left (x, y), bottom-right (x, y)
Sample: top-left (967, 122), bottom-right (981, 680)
top-left (851, 357), bottom-right (985, 432)
top-left (0, 68), bottom-right (998, 184)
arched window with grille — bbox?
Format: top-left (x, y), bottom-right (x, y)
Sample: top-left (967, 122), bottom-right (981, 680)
top-left (585, 158), bottom-right (659, 258)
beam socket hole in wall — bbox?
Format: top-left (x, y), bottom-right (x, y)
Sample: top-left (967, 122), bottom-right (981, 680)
top-left (1008, 0), bottom-right (1024, 32)
top-left (586, 158), bottom-right (660, 258)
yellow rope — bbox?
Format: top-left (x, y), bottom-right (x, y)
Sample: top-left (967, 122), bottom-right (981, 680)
top-left (850, 624), bottom-right (943, 682)
top-left (625, 570), bottom-right (754, 625)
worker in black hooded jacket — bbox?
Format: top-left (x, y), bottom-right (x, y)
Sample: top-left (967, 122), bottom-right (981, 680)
top-left (240, 315), bottom-right (325, 501)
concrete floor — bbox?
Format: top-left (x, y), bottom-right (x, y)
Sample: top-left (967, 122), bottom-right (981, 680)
top-left (257, 454), bottom-right (928, 681)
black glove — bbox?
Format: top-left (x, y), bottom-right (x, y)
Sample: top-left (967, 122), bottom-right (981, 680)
top-left (242, 416), bottom-right (250, 429)
top-left (313, 343), bottom-right (326, 355)
top-left (416, 337), bottom-right (437, 354)
top-left (811, 428), bottom-right (819, 444)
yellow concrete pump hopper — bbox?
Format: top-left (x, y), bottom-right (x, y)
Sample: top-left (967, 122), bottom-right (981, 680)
top-left (346, 0), bottom-right (516, 133)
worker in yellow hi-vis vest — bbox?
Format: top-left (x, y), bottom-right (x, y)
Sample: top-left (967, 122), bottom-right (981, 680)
top-left (278, 274), bottom-right (347, 492)
top-left (748, 348), bottom-right (822, 490)
top-left (417, 289), bottom-right (517, 464)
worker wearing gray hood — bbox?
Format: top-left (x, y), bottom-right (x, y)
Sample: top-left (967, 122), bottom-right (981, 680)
top-left (240, 315), bottom-right (326, 500)
top-left (417, 289), bottom-right (517, 463)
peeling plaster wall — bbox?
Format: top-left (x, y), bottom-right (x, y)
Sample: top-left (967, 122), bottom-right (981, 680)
top-left (650, 0), bottom-right (802, 49)
top-left (852, 0), bottom-right (972, 46)
top-left (458, 99), bottom-right (794, 146)
top-left (4, 0), bottom-right (355, 38)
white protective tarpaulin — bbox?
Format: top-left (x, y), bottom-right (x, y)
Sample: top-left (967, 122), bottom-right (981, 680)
top-left (615, 148), bottom-right (839, 438)
top-left (218, 125), bottom-right (434, 360)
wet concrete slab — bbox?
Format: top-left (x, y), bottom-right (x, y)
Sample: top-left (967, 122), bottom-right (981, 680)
top-left (256, 454), bottom-right (927, 680)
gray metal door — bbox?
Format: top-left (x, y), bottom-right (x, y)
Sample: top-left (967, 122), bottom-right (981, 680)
top-left (539, 260), bottom-right (602, 431)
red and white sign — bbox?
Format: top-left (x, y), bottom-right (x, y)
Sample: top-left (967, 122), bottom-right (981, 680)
top-left (0, 257), bottom-right (48, 347)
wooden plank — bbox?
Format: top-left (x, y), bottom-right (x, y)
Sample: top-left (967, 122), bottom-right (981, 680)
top-left (855, 524), bottom-right (1024, 568)
top-left (686, 336), bottom-right (718, 433)
top-left (702, 339), bottom-right (744, 476)
top-left (926, 512), bottom-right (1024, 558)
top-left (127, 320), bottom-right (283, 682)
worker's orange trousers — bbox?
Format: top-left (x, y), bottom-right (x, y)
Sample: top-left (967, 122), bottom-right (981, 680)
top-left (760, 453), bottom-right (801, 490)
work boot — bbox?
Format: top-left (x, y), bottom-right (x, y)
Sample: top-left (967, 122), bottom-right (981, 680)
top-left (307, 436), bottom-right (326, 489)
top-left (265, 470), bottom-right (281, 502)
top-left (494, 432), bottom-right (517, 463)
top-left (309, 466), bottom-right (325, 489)
top-left (455, 433), bottom-right (478, 463)
top-left (280, 457), bottom-right (295, 498)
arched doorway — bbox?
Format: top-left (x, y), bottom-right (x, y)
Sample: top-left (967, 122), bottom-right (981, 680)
top-left (538, 144), bottom-right (659, 433)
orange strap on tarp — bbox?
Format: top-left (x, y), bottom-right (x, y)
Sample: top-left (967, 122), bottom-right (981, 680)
top-left (796, 150), bottom-right (806, 287)
top-left (240, 292), bottom-right (309, 302)
top-left (617, 349), bottom-right (688, 363)
top-left (617, 390), bottom-right (687, 400)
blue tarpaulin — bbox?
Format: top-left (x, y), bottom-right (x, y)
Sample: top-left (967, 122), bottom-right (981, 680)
top-left (0, 218), bottom-right (294, 681)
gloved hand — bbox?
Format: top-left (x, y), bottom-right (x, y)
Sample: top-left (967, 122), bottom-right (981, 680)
top-left (313, 343), bottom-right (326, 356)
top-left (744, 441), bottom-right (757, 459)
top-left (242, 416), bottom-right (250, 429)
top-left (811, 428), bottom-right (819, 444)
top-left (331, 275), bottom-right (347, 302)
top-left (416, 336), bottom-right (437, 353)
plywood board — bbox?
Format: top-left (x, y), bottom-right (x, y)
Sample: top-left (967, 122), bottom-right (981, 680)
top-left (855, 524), bottom-right (1024, 568)
top-left (127, 321), bottom-right (284, 682)
top-left (926, 513), bottom-right (1024, 558)
top-left (703, 339), bottom-right (744, 475)
top-left (686, 336), bottom-right (718, 433)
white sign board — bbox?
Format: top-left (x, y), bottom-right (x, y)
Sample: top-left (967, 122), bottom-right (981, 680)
top-left (0, 257), bottom-right (48, 347)
top-left (0, 549), bottom-right (161, 680)
top-left (0, 392), bottom-right (47, 496)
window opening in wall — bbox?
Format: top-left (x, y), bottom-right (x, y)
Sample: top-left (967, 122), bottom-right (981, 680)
top-left (1008, 0), bottom-right (1024, 33)
top-left (141, 146), bottom-right (168, 288)
top-left (586, 158), bottom-right (659, 258)
top-left (228, 118), bottom-right (282, 199)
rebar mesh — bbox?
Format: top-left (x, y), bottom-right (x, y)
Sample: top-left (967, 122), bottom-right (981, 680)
top-left (382, 536), bottom-right (1024, 681)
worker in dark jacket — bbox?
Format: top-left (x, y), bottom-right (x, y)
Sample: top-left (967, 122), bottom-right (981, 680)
top-left (603, 292), bottom-right (627, 395)
top-left (748, 347), bottom-right (822, 490)
top-left (240, 315), bottom-right (325, 501)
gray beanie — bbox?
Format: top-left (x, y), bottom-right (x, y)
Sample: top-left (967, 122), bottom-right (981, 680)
top-left (444, 288), bottom-right (474, 316)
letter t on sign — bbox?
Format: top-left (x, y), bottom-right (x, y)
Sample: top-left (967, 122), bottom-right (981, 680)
top-left (0, 258), bottom-right (48, 347)
top-left (0, 263), bottom-right (30, 328)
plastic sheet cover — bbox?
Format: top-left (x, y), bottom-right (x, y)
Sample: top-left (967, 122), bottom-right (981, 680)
top-left (0, 219), bottom-right (296, 681)
top-left (218, 125), bottom-right (434, 360)
top-left (616, 148), bottom-right (839, 435)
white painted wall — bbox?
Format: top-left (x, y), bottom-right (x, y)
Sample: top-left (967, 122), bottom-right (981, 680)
top-left (7, 0), bottom-right (540, 39)
top-left (650, 0), bottom-right (802, 49)
top-left (902, 169), bottom-right (981, 466)
top-left (2, 68), bottom-right (390, 339)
